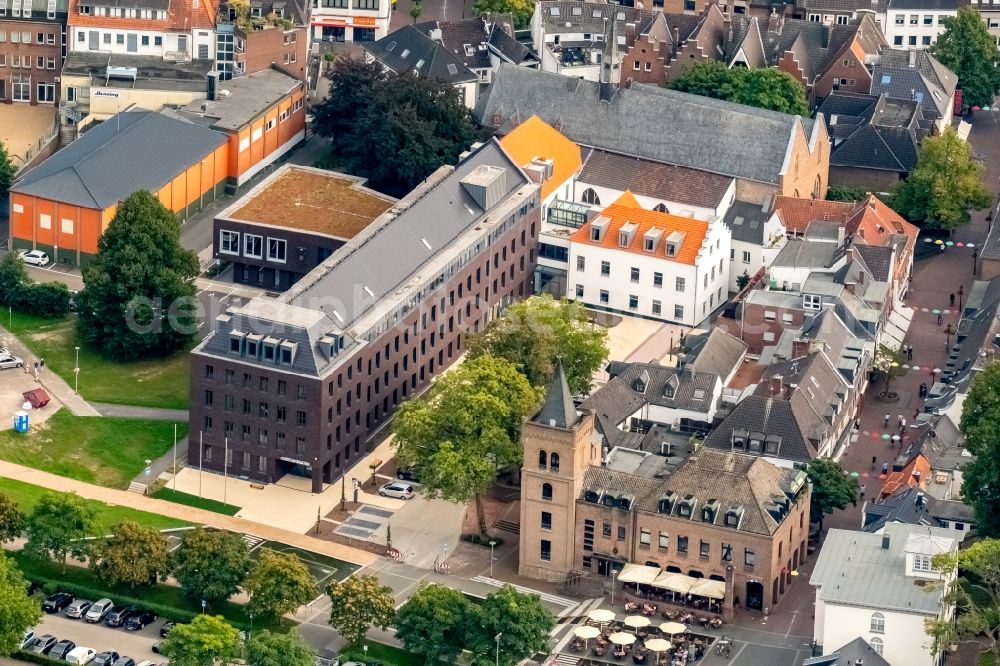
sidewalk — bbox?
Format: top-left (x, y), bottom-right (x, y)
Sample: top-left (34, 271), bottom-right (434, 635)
top-left (91, 402), bottom-right (189, 421)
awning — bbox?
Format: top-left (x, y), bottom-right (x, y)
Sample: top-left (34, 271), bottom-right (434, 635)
top-left (880, 304), bottom-right (914, 349)
top-left (650, 572), bottom-right (693, 594)
top-left (689, 578), bottom-right (726, 600)
top-left (617, 563), bottom-right (660, 585)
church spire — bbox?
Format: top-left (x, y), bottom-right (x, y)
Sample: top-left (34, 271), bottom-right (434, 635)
top-left (533, 358), bottom-right (579, 429)
top-left (599, 17), bottom-right (621, 103)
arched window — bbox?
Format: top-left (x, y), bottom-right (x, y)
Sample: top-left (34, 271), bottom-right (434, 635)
top-left (581, 188), bottom-right (601, 205)
top-left (550, 452), bottom-right (560, 472)
top-left (869, 637), bottom-right (883, 656)
top-left (870, 612), bottom-right (885, 634)
top-left (538, 450), bottom-right (547, 470)
top-left (653, 203), bottom-right (668, 213)
top-left (812, 175), bottom-right (822, 199)
top-left (542, 483), bottom-right (553, 501)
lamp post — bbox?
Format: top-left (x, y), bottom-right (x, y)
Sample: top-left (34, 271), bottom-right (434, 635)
top-left (489, 539), bottom-right (497, 578)
top-left (200, 599), bottom-right (206, 614)
top-left (958, 285), bottom-right (964, 313)
top-left (945, 322), bottom-right (957, 351)
top-left (610, 568), bottom-right (619, 606)
top-left (495, 632), bottom-right (502, 666)
top-left (73, 346), bottom-right (80, 394)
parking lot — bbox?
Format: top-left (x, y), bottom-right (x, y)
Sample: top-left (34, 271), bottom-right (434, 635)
top-left (32, 610), bottom-right (164, 663)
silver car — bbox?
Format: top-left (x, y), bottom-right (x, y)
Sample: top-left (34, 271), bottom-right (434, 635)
top-left (378, 482), bottom-right (414, 499)
top-left (84, 598), bottom-right (114, 623)
top-left (19, 250), bottom-right (50, 266)
top-left (65, 599), bottom-right (93, 619)
top-left (0, 354), bottom-right (24, 370)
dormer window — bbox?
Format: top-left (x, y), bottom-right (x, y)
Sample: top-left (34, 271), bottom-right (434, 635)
top-left (702, 500), bottom-right (720, 523)
top-left (678, 495), bottom-right (696, 518)
top-left (748, 437), bottom-right (763, 453)
top-left (229, 331), bottom-right (246, 354)
top-left (665, 230), bottom-right (685, 257)
top-left (278, 341), bottom-right (298, 365)
top-left (591, 216), bottom-right (610, 242)
top-left (644, 227), bottom-right (662, 252)
top-left (663, 385), bottom-right (674, 398)
top-left (632, 371), bottom-right (649, 394)
top-left (245, 334), bottom-right (263, 359)
top-left (618, 222), bottom-right (637, 248)
top-left (803, 294), bottom-right (822, 310)
top-left (764, 436), bottom-right (781, 456)
top-left (658, 493), bottom-right (676, 514)
top-left (723, 506), bottom-right (744, 528)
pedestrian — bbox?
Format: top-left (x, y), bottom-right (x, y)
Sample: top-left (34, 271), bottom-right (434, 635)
top-left (872, 455), bottom-right (877, 469)
top-left (882, 461), bottom-right (889, 475)
top-left (884, 413), bottom-right (890, 428)
top-left (860, 484), bottom-right (866, 500)
top-left (901, 417), bottom-right (907, 429)
top-left (937, 312), bottom-right (943, 325)
top-left (854, 418), bottom-right (861, 431)
top-left (907, 345), bottom-right (913, 361)
top-left (898, 415), bottom-right (904, 427)
top-left (950, 293), bottom-right (956, 306)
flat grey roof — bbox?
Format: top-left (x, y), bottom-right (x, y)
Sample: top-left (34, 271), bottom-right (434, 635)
top-left (177, 69), bottom-right (302, 131)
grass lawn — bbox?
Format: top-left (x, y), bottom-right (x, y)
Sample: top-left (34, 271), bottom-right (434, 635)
top-left (0, 408), bottom-right (187, 488)
top-left (0, 477), bottom-right (190, 531)
top-left (2, 311), bottom-right (191, 410)
top-left (252, 541), bottom-right (359, 588)
top-left (341, 642), bottom-right (429, 666)
top-left (151, 488), bottom-right (241, 516)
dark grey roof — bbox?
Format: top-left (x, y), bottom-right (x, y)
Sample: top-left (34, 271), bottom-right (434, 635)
top-left (11, 111), bottom-right (226, 209)
top-left (488, 23), bottom-right (537, 65)
top-left (365, 24), bottom-right (478, 85)
top-left (862, 486), bottom-right (937, 533)
top-left (172, 69), bottom-right (302, 131)
top-left (703, 395), bottom-right (816, 462)
top-left (928, 499), bottom-right (975, 523)
top-left (577, 148), bottom-right (734, 210)
top-left (687, 328), bottom-right (747, 380)
top-left (772, 238), bottom-right (842, 269)
top-left (802, 638), bottom-right (891, 666)
top-left (617, 363), bottom-right (718, 412)
top-left (888, 0), bottom-right (962, 9)
top-left (820, 93), bottom-right (926, 173)
top-left (871, 50), bottom-right (958, 120)
top-left (284, 140), bottom-right (530, 329)
top-left (855, 244), bottom-right (893, 282)
top-left (798, 0), bottom-right (890, 11)
top-left (533, 359), bottom-right (579, 429)
top-left (476, 64), bottom-right (820, 186)
top-left (724, 200), bottom-right (772, 244)
top-left (537, 1), bottom-right (661, 36)
top-left (62, 52), bottom-right (214, 89)
top-left (413, 17), bottom-right (493, 70)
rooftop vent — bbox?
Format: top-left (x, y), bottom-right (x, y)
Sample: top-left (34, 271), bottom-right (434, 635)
top-left (460, 166), bottom-right (506, 211)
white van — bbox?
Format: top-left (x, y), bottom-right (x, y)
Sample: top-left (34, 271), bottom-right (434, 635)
top-left (66, 646), bottom-right (97, 664)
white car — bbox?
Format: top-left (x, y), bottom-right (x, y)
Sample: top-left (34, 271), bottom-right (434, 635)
top-left (378, 482), bottom-right (414, 499)
top-left (66, 647), bottom-right (97, 665)
top-left (18, 250), bottom-right (50, 266)
top-left (84, 598), bottom-right (114, 623)
top-left (0, 354), bottom-right (23, 370)
top-left (20, 629), bottom-right (35, 650)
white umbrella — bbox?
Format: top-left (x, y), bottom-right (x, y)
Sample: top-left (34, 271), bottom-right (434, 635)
top-left (575, 626), bottom-right (601, 639)
top-left (644, 637), bottom-right (672, 664)
top-left (624, 615), bottom-right (651, 631)
top-left (609, 632), bottom-right (637, 646)
top-left (588, 608), bottom-right (616, 623)
top-left (659, 621), bottom-right (686, 636)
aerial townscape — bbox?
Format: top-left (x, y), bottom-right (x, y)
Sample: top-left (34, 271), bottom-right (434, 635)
top-left (2, 0), bottom-right (1000, 664)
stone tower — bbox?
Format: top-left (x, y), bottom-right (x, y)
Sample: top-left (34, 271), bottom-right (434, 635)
top-left (599, 17), bottom-right (621, 103)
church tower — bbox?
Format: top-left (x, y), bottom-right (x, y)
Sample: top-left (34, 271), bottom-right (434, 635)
top-left (518, 360), bottom-right (597, 581)
top-left (599, 17), bottom-right (621, 103)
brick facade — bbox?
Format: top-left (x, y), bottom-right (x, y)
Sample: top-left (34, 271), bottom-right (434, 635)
top-left (0, 18), bottom-right (64, 104)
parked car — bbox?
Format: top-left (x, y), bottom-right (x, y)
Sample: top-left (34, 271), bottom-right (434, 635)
top-left (26, 635), bottom-right (58, 655)
top-left (21, 629), bottom-right (35, 650)
top-left (0, 353), bottom-right (24, 370)
top-left (123, 610), bottom-right (156, 631)
top-left (65, 600), bottom-right (93, 619)
top-left (396, 468), bottom-right (420, 482)
top-left (378, 482), bottom-right (414, 499)
top-left (50, 639), bottom-right (77, 659)
top-left (316, 649), bottom-right (340, 666)
top-left (112, 658), bottom-right (136, 666)
top-left (92, 651), bottom-right (120, 666)
top-left (19, 250), bottom-right (50, 266)
top-left (159, 621), bottom-right (176, 637)
top-left (85, 598), bottom-right (115, 623)
top-left (151, 643), bottom-right (162, 655)
top-left (104, 606), bottom-right (137, 628)
top-left (42, 592), bottom-right (74, 613)
top-left (66, 647), bottom-right (98, 665)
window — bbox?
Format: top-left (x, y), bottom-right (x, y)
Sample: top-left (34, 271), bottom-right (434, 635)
top-left (675, 277), bottom-right (686, 292)
top-left (617, 526), bottom-right (626, 541)
top-left (581, 188), bottom-right (600, 205)
top-left (742, 250), bottom-right (751, 263)
top-left (629, 295), bottom-right (638, 310)
top-left (12, 75), bottom-right (29, 102)
top-left (550, 452), bottom-right (560, 472)
top-left (630, 267), bottom-right (640, 283)
top-left (652, 300), bottom-right (661, 316)
top-left (600, 261), bottom-right (610, 276)
top-left (220, 230), bottom-right (240, 254)
top-left (908, 36), bottom-right (917, 46)
top-left (575, 284), bottom-right (584, 298)
top-left (244, 234), bottom-right (262, 258)
top-left (923, 14), bottom-right (932, 24)
top-left (541, 511), bottom-right (552, 530)
top-left (744, 548), bottom-right (755, 567)
top-left (677, 536), bottom-right (688, 554)
top-left (836, 14), bottom-right (848, 24)
top-left (142, 35), bottom-right (149, 45)
top-left (639, 528), bottom-right (650, 545)
top-left (204, 390), bottom-right (214, 406)
top-left (803, 294), bottom-right (822, 310)
top-left (699, 540), bottom-right (710, 558)
top-left (353, 0), bottom-right (378, 8)
top-left (893, 36), bottom-right (903, 46)
top-left (266, 238), bottom-right (286, 263)
top-left (541, 483), bottom-right (552, 500)
top-left (913, 554), bottom-right (935, 572)
top-left (276, 406), bottom-right (286, 423)
top-left (894, 13), bottom-right (904, 24)
top-left (576, 256), bottom-right (585, 271)
top-left (653, 272), bottom-right (663, 287)
top-left (603, 523), bottom-right (612, 537)
top-left (674, 305), bottom-right (685, 320)
top-left (869, 638), bottom-right (883, 656)
top-left (870, 612), bottom-right (885, 634)
top-left (296, 410), bottom-right (306, 426)
top-left (538, 450), bottom-right (547, 470)
top-left (922, 36), bottom-right (931, 45)
top-left (599, 290), bottom-right (609, 305)
top-left (909, 13), bottom-right (918, 24)
top-left (721, 543), bottom-right (732, 561)
top-left (540, 539), bottom-right (551, 561)
top-left (38, 214), bottom-right (51, 229)
top-left (658, 532), bottom-right (669, 549)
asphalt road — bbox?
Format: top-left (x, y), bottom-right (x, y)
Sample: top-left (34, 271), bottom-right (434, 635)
top-left (33, 611), bottom-right (164, 663)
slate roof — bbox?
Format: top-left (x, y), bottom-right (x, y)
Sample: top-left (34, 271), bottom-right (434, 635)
top-left (476, 64), bottom-right (821, 186)
top-left (11, 111), bottom-right (227, 210)
top-left (772, 238), bottom-right (843, 269)
top-left (854, 244), bottom-right (893, 283)
top-left (537, 1), bottom-right (662, 37)
top-left (687, 328), bottom-right (747, 381)
top-left (871, 50), bottom-right (958, 121)
top-left (802, 637), bottom-right (891, 666)
top-left (580, 378), bottom-right (646, 447)
top-left (703, 395), bottom-right (816, 462)
top-left (724, 201), bottom-right (772, 244)
top-left (810, 523), bottom-right (957, 614)
top-left (798, 0), bottom-right (890, 11)
top-left (577, 148), bottom-right (734, 210)
top-left (488, 22), bottom-right (537, 65)
top-left (862, 486), bottom-right (937, 533)
top-left (757, 353), bottom-right (850, 447)
top-left (888, 0), bottom-right (962, 10)
top-left (365, 24), bottom-right (478, 85)
top-left (580, 449), bottom-right (801, 536)
top-left (928, 499), bottom-right (975, 523)
top-left (533, 359), bottom-right (579, 429)
top-left (413, 17), bottom-right (493, 69)
top-left (617, 363), bottom-right (719, 412)
top-left (820, 92), bottom-right (928, 174)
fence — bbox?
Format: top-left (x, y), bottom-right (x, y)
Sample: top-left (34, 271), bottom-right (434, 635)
top-left (13, 119), bottom-right (59, 175)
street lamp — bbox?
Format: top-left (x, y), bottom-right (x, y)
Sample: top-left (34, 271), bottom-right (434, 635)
top-left (945, 322), bottom-right (957, 351)
top-left (200, 599), bottom-right (206, 614)
top-left (73, 346), bottom-right (80, 394)
top-left (495, 632), bottom-right (502, 666)
top-left (610, 568), bottom-right (619, 606)
top-left (489, 540), bottom-right (497, 578)
top-left (958, 285), bottom-right (964, 312)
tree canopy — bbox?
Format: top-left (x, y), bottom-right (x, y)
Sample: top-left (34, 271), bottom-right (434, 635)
top-left (157, 614), bottom-right (241, 666)
top-left (0, 492), bottom-right (25, 544)
top-left (0, 140), bottom-right (14, 201)
top-left (91, 520), bottom-right (170, 589)
top-left (77, 190), bottom-right (199, 360)
top-left (668, 61), bottom-right (810, 116)
top-left (468, 585), bottom-right (555, 666)
top-left (805, 458), bottom-right (857, 530)
top-left (24, 492), bottom-right (100, 573)
top-left (468, 294), bottom-right (609, 395)
top-left (393, 355), bottom-right (541, 534)
top-left (244, 548), bottom-right (316, 620)
top-left (312, 59), bottom-right (477, 197)
top-left (0, 553), bottom-right (42, 657)
top-left (245, 630), bottom-right (315, 666)
top-left (473, 0), bottom-right (534, 29)
top-left (931, 7), bottom-right (1000, 109)
top-left (171, 527), bottom-right (251, 606)
top-left (958, 363), bottom-right (1000, 537)
top-left (893, 127), bottom-right (991, 229)
top-left (326, 574), bottom-right (396, 647)
top-left (395, 583), bottom-right (473, 664)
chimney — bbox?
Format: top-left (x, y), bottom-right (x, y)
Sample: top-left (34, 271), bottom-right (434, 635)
top-left (908, 48), bottom-right (916, 67)
top-left (771, 374), bottom-right (784, 396)
top-left (768, 8), bottom-right (781, 34)
top-left (673, 26), bottom-right (679, 45)
top-left (837, 225), bottom-right (845, 246)
top-left (881, 533), bottom-right (890, 549)
top-left (791, 339), bottom-right (810, 358)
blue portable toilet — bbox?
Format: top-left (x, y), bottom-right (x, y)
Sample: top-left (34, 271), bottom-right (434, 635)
top-left (13, 411), bottom-right (28, 433)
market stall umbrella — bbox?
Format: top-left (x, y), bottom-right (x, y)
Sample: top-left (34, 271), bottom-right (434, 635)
top-left (651, 572), bottom-right (694, 595)
top-left (931, 309), bottom-right (941, 314)
top-left (946, 241), bottom-right (955, 246)
top-left (923, 237), bottom-right (933, 243)
top-left (589, 609), bottom-right (616, 624)
top-left (967, 243), bottom-right (976, 248)
top-left (892, 435), bottom-right (901, 442)
top-left (624, 616), bottom-right (651, 631)
top-left (957, 242), bottom-right (965, 247)
top-left (645, 637), bottom-right (672, 663)
top-left (609, 632), bottom-right (637, 646)
top-left (617, 563), bottom-right (661, 592)
top-left (689, 578), bottom-right (726, 600)
top-left (659, 622), bottom-right (686, 636)
top-left (575, 626), bottom-right (601, 639)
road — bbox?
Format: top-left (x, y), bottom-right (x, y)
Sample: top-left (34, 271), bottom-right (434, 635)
top-left (32, 612), bottom-right (163, 663)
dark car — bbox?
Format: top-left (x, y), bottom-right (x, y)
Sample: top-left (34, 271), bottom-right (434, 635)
top-left (124, 610), bottom-right (156, 631)
top-left (159, 621), bottom-right (176, 638)
top-left (92, 651), bottom-right (120, 666)
top-left (104, 606), bottom-right (137, 628)
top-left (151, 643), bottom-right (162, 655)
top-left (396, 468), bottom-right (419, 482)
top-left (50, 639), bottom-right (77, 660)
top-left (27, 635), bottom-right (58, 655)
top-left (43, 592), bottom-right (74, 613)
top-left (112, 658), bottom-right (136, 666)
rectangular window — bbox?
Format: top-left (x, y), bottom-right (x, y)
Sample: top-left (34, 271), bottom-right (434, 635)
top-left (39, 214), bottom-right (51, 229)
top-left (599, 290), bottom-right (609, 305)
top-left (658, 532), bottom-right (669, 550)
top-left (266, 238), bottom-right (286, 263)
top-left (575, 284), bottom-right (584, 298)
top-left (220, 230), bottom-right (240, 254)
top-left (639, 528), bottom-right (650, 545)
top-left (699, 540), bottom-right (710, 558)
top-left (674, 304), bottom-right (684, 320)
top-left (721, 543), bottom-right (732, 561)
top-left (244, 234), bottom-right (262, 258)
top-left (600, 260), bottom-right (610, 277)
top-left (803, 294), bottom-right (822, 310)
top-left (677, 536), bottom-right (688, 554)
top-left (576, 256), bottom-right (585, 271)
top-left (894, 13), bottom-right (904, 24)
top-left (744, 548), bottom-right (755, 567)
top-left (675, 277), bottom-right (686, 292)
top-left (541, 511), bottom-right (552, 530)
top-left (617, 526), bottom-right (626, 541)
top-left (630, 267), bottom-right (640, 283)
top-left (603, 522), bottom-right (611, 537)
top-left (540, 539), bottom-right (551, 561)
top-left (653, 272), bottom-right (663, 287)
top-left (652, 300), bottom-right (661, 316)
top-left (742, 250), bottom-right (751, 263)
top-left (628, 295), bottom-right (638, 310)
top-left (923, 14), bottom-right (932, 24)
top-left (296, 410), bottom-right (306, 426)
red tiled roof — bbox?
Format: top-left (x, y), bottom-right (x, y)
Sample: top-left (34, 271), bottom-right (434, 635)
top-left (878, 454), bottom-right (930, 499)
top-left (772, 196), bottom-right (854, 235)
top-left (68, 0), bottom-right (217, 32)
top-left (846, 195), bottom-right (919, 283)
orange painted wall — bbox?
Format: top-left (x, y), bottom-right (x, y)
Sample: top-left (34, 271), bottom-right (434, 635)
top-left (228, 85), bottom-right (306, 180)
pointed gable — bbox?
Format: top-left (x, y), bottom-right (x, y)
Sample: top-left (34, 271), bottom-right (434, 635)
top-left (533, 359), bottom-right (579, 429)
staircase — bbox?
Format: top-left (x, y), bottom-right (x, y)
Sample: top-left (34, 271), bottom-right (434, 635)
top-left (494, 518), bottom-right (520, 534)
top-left (127, 482), bottom-right (147, 495)
top-left (242, 534), bottom-right (265, 550)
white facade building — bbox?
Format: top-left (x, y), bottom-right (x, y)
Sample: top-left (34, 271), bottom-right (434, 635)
top-left (67, 0), bottom-right (217, 61)
top-left (310, 0), bottom-right (389, 44)
top-left (884, 0), bottom-right (960, 49)
top-left (724, 201), bottom-right (788, 293)
top-left (810, 523), bottom-right (957, 666)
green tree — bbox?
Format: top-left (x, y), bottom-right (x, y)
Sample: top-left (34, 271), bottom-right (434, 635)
top-left (468, 585), bottom-right (554, 666)
top-left (158, 614), bottom-right (241, 666)
top-left (171, 528), bottom-right (251, 606)
top-left (931, 7), bottom-right (1000, 109)
top-left (409, 1), bottom-right (422, 22)
top-left (326, 574), bottom-right (396, 647)
top-left (826, 184), bottom-right (868, 202)
top-left (0, 552), bottom-right (41, 657)
top-left (735, 270), bottom-right (751, 291)
top-left (395, 583), bottom-right (473, 664)
top-left (393, 355), bottom-right (541, 535)
top-left (958, 362), bottom-right (1000, 537)
top-left (91, 520), bottom-right (170, 589)
top-left (871, 344), bottom-right (906, 396)
top-left (893, 127), bottom-right (991, 229)
top-left (244, 630), bottom-right (315, 666)
top-left (468, 294), bottom-right (609, 395)
top-left (668, 62), bottom-right (809, 116)
top-left (0, 140), bottom-right (15, 201)
top-left (473, 0), bottom-right (534, 29)
top-left (244, 549), bottom-right (316, 620)
top-left (312, 57), bottom-right (387, 140)
top-left (17, 281), bottom-right (72, 318)
top-left (805, 458), bottom-right (857, 530)
top-left (24, 492), bottom-right (99, 573)
top-left (0, 253), bottom-right (28, 308)
top-left (76, 190), bottom-right (199, 360)
top-left (0, 492), bottom-right (25, 544)
top-left (925, 538), bottom-right (1000, 663)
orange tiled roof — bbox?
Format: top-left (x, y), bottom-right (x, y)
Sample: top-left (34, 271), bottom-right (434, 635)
top-left (571, 191), bottom-right (709, 266)
top-left (772, 196), bottom-right (854, 235)
top-left (847, 195), bottom-right (919, 282)
top-left (68, 0), bottom-right (217, 31)
top-left (878, 454), bottom-right (931, 499)
top-left (499, 115), bottom-right (582, 201)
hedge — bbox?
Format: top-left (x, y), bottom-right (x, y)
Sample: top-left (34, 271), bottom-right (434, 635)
top-left (36, 578), bottom-right (199, 626)
top-left (15, 651), bottom-right (68, 666)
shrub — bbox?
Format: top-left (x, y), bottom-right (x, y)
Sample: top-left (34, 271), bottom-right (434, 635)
top-left (15, 282), bottom-right (71, 318)
top-left (15, 651), bottom-right (64, 665)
